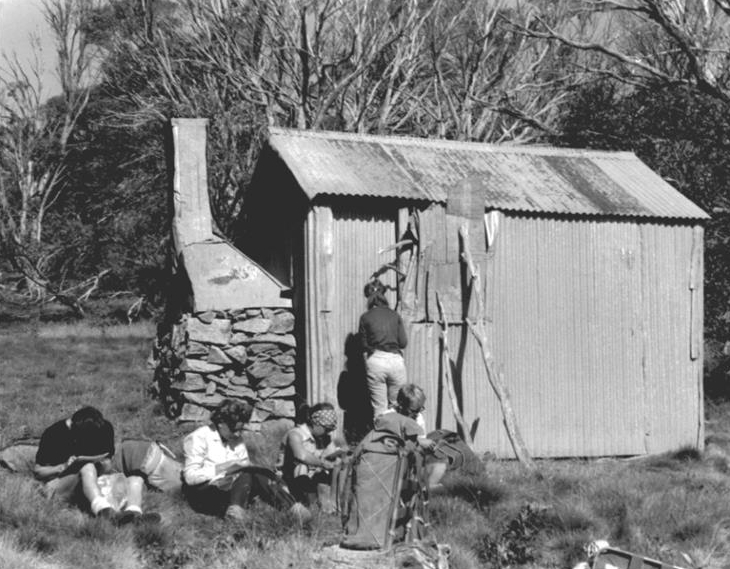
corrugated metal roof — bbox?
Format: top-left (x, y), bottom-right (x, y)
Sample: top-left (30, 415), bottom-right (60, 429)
top-left (266, 128), bottom-right (709, 220)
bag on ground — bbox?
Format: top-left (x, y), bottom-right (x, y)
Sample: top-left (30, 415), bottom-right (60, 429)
top-left (340, 429), bottom-right (430, 550)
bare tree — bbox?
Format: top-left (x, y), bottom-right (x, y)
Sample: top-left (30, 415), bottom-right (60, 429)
top-left (514, 0), bottom-right (730, 103)
top-left (0, 0), bottom-right (100, 312)
top-left (412, 0), bottom-right (600, 142)
top-left (42, 0), bottom-right (101, 147)
top-left (95, 0), bottom-right (605, 240)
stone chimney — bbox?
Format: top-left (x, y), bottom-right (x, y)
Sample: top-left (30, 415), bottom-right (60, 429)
top-left (171, 118), bottom-right (214, 254)
top-left (155, 119), bottom-right (296, 434)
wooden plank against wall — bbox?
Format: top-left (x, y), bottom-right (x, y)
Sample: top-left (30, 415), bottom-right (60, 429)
top-left (690, 224), bottom-right (705, 449)
top-left (689, 225), bottom-right (703, 362)
top-left (397, 207), bottom-right (410, 308)
top-left (315, 206), bottom-right (337, 402)
top-left (305, 209), bottom-right (318, 403)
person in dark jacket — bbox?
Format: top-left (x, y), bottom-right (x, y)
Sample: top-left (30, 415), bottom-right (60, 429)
top-left (358, 278), bottom-right (408, 420)
top-left (34, 406), bottom-right (160, 524)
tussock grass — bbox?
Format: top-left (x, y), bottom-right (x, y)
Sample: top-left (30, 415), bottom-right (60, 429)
top-left (0, 533), bottom-right (61, 569)
top-left (4, 323), bottom-right (730, 568)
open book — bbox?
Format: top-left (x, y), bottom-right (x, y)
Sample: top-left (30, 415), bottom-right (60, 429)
top-left (212, 464), bottom-right (279, 488)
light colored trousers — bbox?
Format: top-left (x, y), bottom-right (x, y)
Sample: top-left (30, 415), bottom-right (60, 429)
top-left (366, 350), bottom-right (407, 418)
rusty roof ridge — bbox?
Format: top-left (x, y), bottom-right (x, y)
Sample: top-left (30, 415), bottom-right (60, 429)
top-left (267, 127), bottom-right (638, 159)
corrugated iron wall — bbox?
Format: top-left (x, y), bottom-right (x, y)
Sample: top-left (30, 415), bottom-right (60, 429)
top-left (305, 205), bottom-right (397, 406)
top-left (406, 212), bottom-right (703, 458)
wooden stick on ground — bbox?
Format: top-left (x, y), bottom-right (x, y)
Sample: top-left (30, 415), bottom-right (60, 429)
top-left (436, 292), bottom-right (474, 449)
top-left (460, 223), bottom-right (535, 470)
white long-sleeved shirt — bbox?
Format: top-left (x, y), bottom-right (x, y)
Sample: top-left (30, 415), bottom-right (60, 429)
top-left (182, 424), bottom-right (249, 486)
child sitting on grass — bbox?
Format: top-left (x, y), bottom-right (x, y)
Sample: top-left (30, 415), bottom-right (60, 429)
top-left (374, 384), bottom-right (447, 488)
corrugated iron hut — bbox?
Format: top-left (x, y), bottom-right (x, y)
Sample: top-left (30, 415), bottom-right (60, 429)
top-left (239, 128), bottom-right (710, 458)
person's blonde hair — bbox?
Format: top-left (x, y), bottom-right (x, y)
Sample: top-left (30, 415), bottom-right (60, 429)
top-left (396, 384), bottom-right (426, 413)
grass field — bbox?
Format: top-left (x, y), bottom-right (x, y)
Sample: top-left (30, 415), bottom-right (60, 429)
top-left (2, 323), bottom-right (730, 569)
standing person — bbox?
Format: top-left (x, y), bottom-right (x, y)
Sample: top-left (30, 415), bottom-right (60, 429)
top-left (281, 402), bottom-right (342, 510)
top-left (34, 406), bottom-right (158, 523)
top-left (182, 399), bottom-right (299, 522)
top-left (359, 278), bottom-right (408, 420)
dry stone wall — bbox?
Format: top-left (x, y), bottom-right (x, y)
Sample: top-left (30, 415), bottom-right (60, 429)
top-left (153, 307), bottom-right (297, 433)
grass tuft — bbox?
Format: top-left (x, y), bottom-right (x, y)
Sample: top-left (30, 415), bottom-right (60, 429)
top-left (442, 472), bottom-right (506, 511)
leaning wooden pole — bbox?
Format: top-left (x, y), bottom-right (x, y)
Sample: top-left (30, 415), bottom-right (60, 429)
top-left (436, 293), bottom-right (474, 449)
top-left (460, 224), bottom-right (535, 470)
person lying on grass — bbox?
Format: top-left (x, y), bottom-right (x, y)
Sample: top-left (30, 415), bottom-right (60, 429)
top-left (34, 406), bottom-right (160, 525)
top-left (376, 384), bottom-right (447, 489)
top-left (280, 402), bottom-right (344, 512)
top-left (182, 399), bottom-right (303, 522)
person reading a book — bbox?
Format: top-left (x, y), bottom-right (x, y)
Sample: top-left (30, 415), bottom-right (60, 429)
top-left (281, 402), bottom-right (342, 511)
top-left (182, 399), bottom-right (297, 522)
top-left (34, 405), bottom-right (159, 524)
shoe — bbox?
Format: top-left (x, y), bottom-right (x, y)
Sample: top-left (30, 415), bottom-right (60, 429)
top-left (118, 510), bottom-right (163, 526)
top-left (225, 504), bottom-right (246, 521)
top-left (116, 510), bottom-right (140, 526)
top-left (96, 507), bottom-right (117, 522)
top-left (289, 502), bottom-right (313, 524)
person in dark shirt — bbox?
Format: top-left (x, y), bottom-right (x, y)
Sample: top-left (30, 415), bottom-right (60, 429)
top-left (34, 406), bottom-right (159, 524)
top-left (358, 278), bottom-right (408, 420)
top-left (375, 384), bottom-right (447, 489)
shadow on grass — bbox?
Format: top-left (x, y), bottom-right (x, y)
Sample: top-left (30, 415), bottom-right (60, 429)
top-left (639, 446), bottom-right (703, 471)
top-left (442, 473), bottom-right (506, 511)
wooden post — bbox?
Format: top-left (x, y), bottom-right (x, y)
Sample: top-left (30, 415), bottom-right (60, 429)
top-left (436, 293), bottom-right (473, 449)
top-left (460, 223), bottom-right (535, 470)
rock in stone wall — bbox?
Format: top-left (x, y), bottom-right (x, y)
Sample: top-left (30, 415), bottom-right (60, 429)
top-left (153, 307), bottom-right (297, 431)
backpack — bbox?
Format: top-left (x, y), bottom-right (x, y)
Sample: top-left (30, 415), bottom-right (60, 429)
top-left (339, 428), bottom-right (430, 550)
top-left (428, 429), bottom-right (484, 474)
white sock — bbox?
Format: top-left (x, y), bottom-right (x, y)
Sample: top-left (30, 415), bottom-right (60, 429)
top-left (90, 497), bottom-right (113, 516)
top-left (124, 505), bottom-right (142, 514)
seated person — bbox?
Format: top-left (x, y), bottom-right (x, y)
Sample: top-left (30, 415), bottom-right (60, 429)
top-left (182, 399), bottom-right (298, 522)
top-left (112, 439), bottom-right (183, 494)
top-left (280, 402), bottom-right (342, 510)
top-left (375, 384), bottom-right (446, 489)
top-left (34, 406), bottom-right (159, 524)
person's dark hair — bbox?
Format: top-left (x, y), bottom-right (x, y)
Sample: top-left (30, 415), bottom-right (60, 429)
top-left (364, 278), bottom-right (389, 309)
top-left (70, 406), bottom-right (107, 450)
top-left (211, 399), bottom-right (253, 431)
top-left (70, 406), bottom-right (105, 431)
top-left (295, 401), bottom-right (311, 424)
